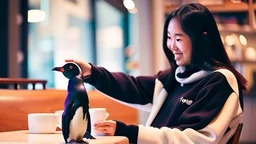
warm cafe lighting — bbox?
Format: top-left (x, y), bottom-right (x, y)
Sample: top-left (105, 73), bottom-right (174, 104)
top-left (239, 35), bottom-right (247, 46)
top-left (128, 7), bottom-right (138, 14)
top-left (225, 35), bottom-right (235, 46)
top-left (27, 9), bottom-right (46, 23)
top-left (245, 47), bottom-right (256, 61)
top-left (123, 0), bottom-right (135, 10)
top-left (231, 0), bottom-right (241, 3)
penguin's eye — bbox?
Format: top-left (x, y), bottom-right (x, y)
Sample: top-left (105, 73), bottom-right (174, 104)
top-left (69, 66), bottom-right (73, 69)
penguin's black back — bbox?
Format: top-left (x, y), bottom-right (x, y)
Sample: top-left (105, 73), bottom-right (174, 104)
top-left (65, 76), bottom-right (89, 115)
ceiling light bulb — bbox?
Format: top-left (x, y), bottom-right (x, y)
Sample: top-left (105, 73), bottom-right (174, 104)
top-left (239, 35), bottom-right (247, 46)
top-left (123, 0), bottom-right (135, 10)
top-left (28, 9), bottom-right (46, 23)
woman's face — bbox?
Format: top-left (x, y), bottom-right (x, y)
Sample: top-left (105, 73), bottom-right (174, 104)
top-left (166, 18), bottom-right (192, 66)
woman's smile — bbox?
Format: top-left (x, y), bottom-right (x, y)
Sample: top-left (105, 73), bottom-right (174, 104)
top-left (174, 53), bottom-right (183, 61)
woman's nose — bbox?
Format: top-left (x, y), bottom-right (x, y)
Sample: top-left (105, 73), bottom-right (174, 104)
top-left (169, 41), bottom-right (177, 51)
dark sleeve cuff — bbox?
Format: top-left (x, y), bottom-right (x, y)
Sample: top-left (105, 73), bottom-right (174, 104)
top-left (114, 120), bottom-right (138, 144)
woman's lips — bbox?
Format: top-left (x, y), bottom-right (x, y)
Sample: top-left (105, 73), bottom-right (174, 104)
top-left (174, 53), bottom-right (183, 60)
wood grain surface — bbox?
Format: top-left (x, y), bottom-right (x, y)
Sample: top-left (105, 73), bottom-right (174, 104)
top-left (0, 89), bottom-right (138, 132)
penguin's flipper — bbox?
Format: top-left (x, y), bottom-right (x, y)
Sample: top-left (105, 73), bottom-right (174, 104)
top-left (84, 111), bottom-right (95, 139)
top-left (70, 102), bottom-right (81, 119)
top-left (62, 101), bottom-right (73, 143)
top-left (87, 110), bottom-right (92, 134)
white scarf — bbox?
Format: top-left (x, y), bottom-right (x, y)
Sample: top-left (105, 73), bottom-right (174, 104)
top-left (175, 66), bottom-right (211, 86)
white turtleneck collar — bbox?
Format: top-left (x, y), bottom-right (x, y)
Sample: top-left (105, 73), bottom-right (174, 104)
top-left (175, 66), bottom-right (212, 86)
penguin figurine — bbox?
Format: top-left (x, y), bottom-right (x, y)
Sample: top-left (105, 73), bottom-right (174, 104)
top-left (52, 62), bottom-right (95, 143)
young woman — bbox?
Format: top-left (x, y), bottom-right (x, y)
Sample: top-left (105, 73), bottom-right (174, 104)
top-left (66, 3), bottom-right (247, 144)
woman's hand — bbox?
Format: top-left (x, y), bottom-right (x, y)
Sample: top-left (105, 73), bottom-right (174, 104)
top-left (65, 59), bottom-right (92, 78)
top-left (94, 120), bottom-right (116, 136)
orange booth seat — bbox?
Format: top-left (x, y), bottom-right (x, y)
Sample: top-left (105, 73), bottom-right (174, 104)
top-left (0, 89), bottom-right (138, 132)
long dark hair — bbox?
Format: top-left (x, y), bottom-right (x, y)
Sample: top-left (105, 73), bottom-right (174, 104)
top-left (162, 3), bottom-right (247, 90)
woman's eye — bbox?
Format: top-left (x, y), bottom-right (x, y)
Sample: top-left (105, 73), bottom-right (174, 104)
top-left (176, 39), bottom-right (181, 42)
top-left (167, 36), bottom-right (171, 39)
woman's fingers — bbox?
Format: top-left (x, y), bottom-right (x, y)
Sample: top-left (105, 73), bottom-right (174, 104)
top-left (94, 127), bottom-right (114, 133)
top-left (94, 121), bottom-right (113, 126)
top-left (65, 59), bottom-right (83, 65)
top-left (65, 59), bottom-right (74, 62)
top-left (94, 120), bottom-right (116, 136)
top-left (94, 127), bottom-right (114, 136)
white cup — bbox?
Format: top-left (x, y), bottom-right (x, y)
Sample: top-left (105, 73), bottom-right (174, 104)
top-left (55, 110), bottom-right (64, 129)
top-left (89, 108), bottom-right (109, 136)
top-left (28, 113), bottom-right (58, 134)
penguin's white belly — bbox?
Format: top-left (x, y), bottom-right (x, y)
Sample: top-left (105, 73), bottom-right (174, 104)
top-left (68, 106), bottom-right (87, 141)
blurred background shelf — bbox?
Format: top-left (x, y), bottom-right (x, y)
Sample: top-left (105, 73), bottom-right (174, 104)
top-left (217, 24), bottom-right (256, 33)
top-left (232, 60), bottom-right (256, 64)
top-left (207, 1), bottom-right (249, 13)
top-left (164, 0), bottom-right (250, 14)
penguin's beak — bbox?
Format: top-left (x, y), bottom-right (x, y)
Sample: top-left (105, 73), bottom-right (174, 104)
top-left (52, 67), bottom-right (64, 72)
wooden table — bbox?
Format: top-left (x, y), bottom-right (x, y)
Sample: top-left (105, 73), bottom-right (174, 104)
top-left (0, 130), bottom-right (129, 144)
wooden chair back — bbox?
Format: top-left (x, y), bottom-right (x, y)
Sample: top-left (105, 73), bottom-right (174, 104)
top-left (0, 89), bottom-right (138, 132)
top-left (228, 123), bottom-right (243, 144)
